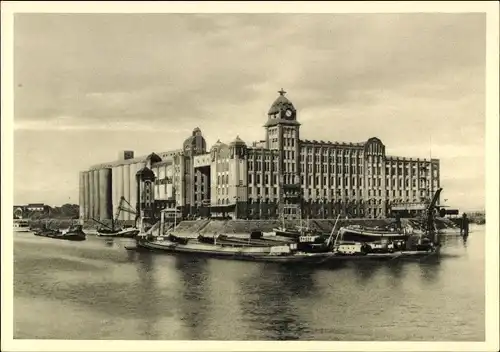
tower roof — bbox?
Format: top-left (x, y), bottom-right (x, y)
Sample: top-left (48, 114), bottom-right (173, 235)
top-left (268, 88), bottom-right (295, 115)
top-left (210, 139), bottom-right (228, 151)
top-left (145, 152), bottom-right (162, 163)
top-left (136, 166), bottom-right (155, 179)
top-left (229, 135), bottom-right (246, 146)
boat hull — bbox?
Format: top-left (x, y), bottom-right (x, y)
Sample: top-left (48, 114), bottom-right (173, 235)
top-left (132, 239), bottom-right (439, 264)
top-left (273, 228), bottom-right (301, 239)
top-left (338, 227), bottom-right (408, 243)
top-left (34, 231), bottom-right (86, 241)
top-left (136, 239), bottom-right (331, 263)
top-left (97, 229), bottom-right (139, 238)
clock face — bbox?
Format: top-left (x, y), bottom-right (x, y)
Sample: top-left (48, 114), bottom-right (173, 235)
top-left (285, 109), bottom-right (293, 117)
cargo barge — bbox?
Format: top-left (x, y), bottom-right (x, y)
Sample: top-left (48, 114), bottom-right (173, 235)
top-left (130, 235), bottom-right (440, 263)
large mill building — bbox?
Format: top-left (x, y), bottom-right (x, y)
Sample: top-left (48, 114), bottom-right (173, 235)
top-left (79, 89), bottom-right (441, 222)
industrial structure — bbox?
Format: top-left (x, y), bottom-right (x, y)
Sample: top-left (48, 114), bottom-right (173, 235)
top-left (79, 89), bottom-right (441, 222)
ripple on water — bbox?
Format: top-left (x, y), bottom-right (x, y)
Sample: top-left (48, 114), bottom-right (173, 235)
top-left (13, 228), bottom-right (486, 341)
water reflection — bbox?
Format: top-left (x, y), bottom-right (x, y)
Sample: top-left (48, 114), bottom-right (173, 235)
top-left (13, 227), bottom-right (485, 341)
top-left (134, 251), bottom-right (159, 339)
top-left (386, 261), bottom-right (405, 282)
top-left (173, 256), bottom-right (210, 339)
top-left (239, 264), bottom-right (316, 340)
top-left (418, 261), bottom-right (441, 284)
top-left (352, 261), bottom-right (384, 284)
top-left (462, 234), bottom-right (469, 248)
top-left (103, 239), bottom-right (114, 247)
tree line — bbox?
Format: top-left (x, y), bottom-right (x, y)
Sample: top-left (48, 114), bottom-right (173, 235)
top-left (18, 204), bottom-right (80, 220)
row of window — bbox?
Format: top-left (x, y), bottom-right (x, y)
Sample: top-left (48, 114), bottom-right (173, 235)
top-left (246, 173), bottom-right (435, 190)
top-left (284, 162), bottom-right (296, 173)
top-left (205, 185), bottom-right (435, 200)
top-left (216, 188), bottom-right (229, 196)
top-left (300, 147), bottom-right (362, 157)
top-left (248, 161), bottom-right (279, 172)
top-left (302, 164), bottom-right (363, 174)
top-left (218, 174), bottom-right (228, 184)
top-left (283, 138), bottom-right (296, 148)
top-left (248, 186), bottom-right (278, 196)
top-left (281, 127), bottom-right (297, 137)
top-left (300, 154), bottom-right (363, 163)
top-left (249, 174), bottom-right (278, 185)
top-left (248, 153), bottom-right (277, 161)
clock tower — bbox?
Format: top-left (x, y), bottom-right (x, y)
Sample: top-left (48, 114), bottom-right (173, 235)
top-left (264, 89), bottom-right (301, 220)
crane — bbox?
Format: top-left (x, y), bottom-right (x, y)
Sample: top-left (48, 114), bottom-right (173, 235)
top-left (92, 196), bottom-right (137, 232)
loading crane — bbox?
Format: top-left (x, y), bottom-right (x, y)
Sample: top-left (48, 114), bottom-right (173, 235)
top-left (92, 197), bottom-right (137, 231)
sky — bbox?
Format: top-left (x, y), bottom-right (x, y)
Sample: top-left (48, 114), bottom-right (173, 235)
top-left (12, 13), bottom-right (486, 211)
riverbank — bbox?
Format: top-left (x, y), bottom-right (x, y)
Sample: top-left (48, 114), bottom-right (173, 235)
top-left (168, 217), bottom-right (458, 237)
top-left (24, 217), bottom-right (455, 235)
top-left (26, 217), bottom-right (459, 235)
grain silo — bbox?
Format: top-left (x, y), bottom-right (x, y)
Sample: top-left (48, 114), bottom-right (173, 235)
top-left (123, 164), bottom-right (130, 221)
top-left (93, 170), bottom-right (100, 219)
top-left (99, 168), bottom-right (112, 220)
top-left (79, 171), bottom-right (86, 219)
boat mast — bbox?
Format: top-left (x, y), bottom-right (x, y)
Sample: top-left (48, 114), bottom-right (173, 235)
top-left (112, 197), bottom-right (124, 231)
top-left (426, 188), bottom-right (443, 245)
top-left (327, 214), bottom-right (341, 247)
top-left (174, 164), bottom-right (177, 231)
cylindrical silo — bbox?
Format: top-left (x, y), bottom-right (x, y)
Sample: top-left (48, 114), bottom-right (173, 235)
top-left (88, 170), bottom-right (95, 220)
top-left (105, 168), bottom-right (112, 219)
top-left (116, 165), bottom-right (124, 221)
top-left (123, 164), bottom-right (130, 221)
top-left (111, 167), bottom-right (118, 220)
top-left (79, 171), bottom-right (85, 219)
top-left (93, 170), bottom-right (100, 220)
top-left (129, 163), bottom-right (138, 221)
top-left (99, 168), bottom-right (112, 220)
top-left (84, 172), bottom-right (90, 220)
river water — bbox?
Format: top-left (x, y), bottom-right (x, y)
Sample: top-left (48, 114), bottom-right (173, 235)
top-left (13, 226), bottom-right (485, 341)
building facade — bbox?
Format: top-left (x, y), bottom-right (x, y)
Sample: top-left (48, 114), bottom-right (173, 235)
top-left (79, 90), bottom-right (441, 221)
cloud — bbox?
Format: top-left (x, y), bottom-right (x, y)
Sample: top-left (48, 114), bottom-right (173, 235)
top-left (14, 115), bottom-right (193, 132)
top-left (14, 13), bottom-right (485, 125)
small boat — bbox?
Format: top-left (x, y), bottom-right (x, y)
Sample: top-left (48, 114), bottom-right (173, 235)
top-left (34, 223), bottom-right (86, 241)
top-left (336, 225), bottom-right (409, 243)
top-left (60, 224), bottom-right (87, 241)
top-left (97, 227), bottom-right (140, 238)
top-left (437, 226), bottom-right (462, 235)
top-left (13, 219), bottom-right (30, 232)
top-left (94, 197), bottom-right (139, 238)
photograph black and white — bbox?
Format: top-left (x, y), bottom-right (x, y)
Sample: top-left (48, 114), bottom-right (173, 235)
top-left (2, 2), bottom-right (499, 351)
